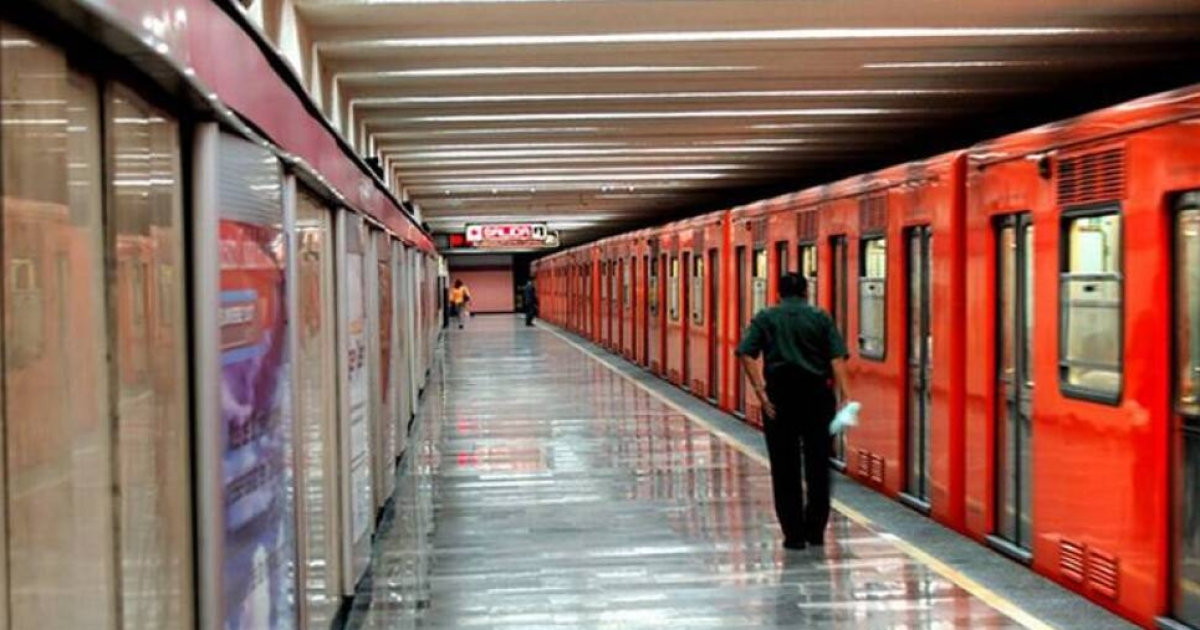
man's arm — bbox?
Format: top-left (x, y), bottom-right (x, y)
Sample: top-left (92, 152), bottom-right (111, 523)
top-left (831, 357), bottom-right (849, 405)
top-left (739, 354), bottom-right (776, 420)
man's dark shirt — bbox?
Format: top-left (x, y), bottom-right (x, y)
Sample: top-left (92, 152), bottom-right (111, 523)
top-left (736, 296), bottom-right (848, 381)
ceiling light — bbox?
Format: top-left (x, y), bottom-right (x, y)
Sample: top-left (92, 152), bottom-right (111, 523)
top-left (390, 147), bottom-right (792, 159)
top-left (863, 60), bottom-right (1050, 69)
top-left (319, 27), bottom-right (1105, 50)
top-left (339, 65), bottom-right (755, 79)
top-left (353, 88), bottom-right (960, 106)
top-left (386, 108), bottom-right (894, 124)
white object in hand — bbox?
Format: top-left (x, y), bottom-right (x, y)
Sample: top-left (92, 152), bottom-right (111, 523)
top-left (830, 401), bottom-right (860, 435)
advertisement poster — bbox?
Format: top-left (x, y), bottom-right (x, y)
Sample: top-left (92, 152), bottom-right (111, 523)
top-left (217, 143), bottom-right (297, 630)
top-left (346, 239), bottom-right (374, 543)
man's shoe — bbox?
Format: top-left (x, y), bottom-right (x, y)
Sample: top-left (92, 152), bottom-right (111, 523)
top-left (782, 539), bottom-right (807, 551)
top-left (806, 536), bottom-right (825, 547)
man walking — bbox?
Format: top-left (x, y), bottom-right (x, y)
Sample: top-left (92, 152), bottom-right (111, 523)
top-left (522, 280), bottom-right (538, 327)
top-left (736, 273), bottom-right (849, 550)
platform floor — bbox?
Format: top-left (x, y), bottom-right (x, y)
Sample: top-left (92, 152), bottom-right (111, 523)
top-left (346, 315), bottom-right (1136, 630)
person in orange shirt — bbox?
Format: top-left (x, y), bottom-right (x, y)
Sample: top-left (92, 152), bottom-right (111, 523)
top-left (449, 279), bottom-right (471, 329)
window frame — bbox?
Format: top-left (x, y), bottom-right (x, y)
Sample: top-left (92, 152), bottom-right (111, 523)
top-left (858, 235), bottom-right (888, 361)
top-left (1176, 192), bottom-right (1200, 422)
top-left (1058, 203), bottom-right (1124, 405)
top-left (691, 253), bottom-right (705, 326)
top-left (798, 241), bottom-right (818, 308)
top-left (668, 254), bottom-right (680, 321)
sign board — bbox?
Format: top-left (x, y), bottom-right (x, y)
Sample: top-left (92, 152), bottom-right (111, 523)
top-left (464, 223), bottom-right (556, 249)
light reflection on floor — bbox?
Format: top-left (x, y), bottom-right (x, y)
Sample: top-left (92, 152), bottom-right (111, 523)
top-left (347, 317), bottom-right (1025, 629)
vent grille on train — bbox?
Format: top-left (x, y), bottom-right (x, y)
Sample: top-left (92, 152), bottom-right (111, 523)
top-left (1057, 146), bottom-right (1126, 207)
top-left (1059, 539), bottom-right (1086, 583)
top-left (1088, 548), bottom-right (1119, 599)
top-left (797, 210), bottom-right (819, 242)
top-left (859, 195), bottom-right (887, 235)
top-left (752, 220), bottom-right (768, 243)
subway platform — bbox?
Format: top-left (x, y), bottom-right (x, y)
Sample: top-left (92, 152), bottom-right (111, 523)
top-left (344, 316), bottom-right (1136, 630)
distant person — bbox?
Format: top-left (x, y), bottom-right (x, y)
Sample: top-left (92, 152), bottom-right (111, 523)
top-left (736, 273), bottom-right (849, 550)
top-left (449, 279), bottom-right (471, 329)
top-left (523, 280), bottom-right (538, 327)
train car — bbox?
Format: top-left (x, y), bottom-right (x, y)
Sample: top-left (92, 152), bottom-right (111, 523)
top-left (819, 153), bottom-right (968, 530)
top-left (729, 197), bottom-right (799, 426)
top-left (642, 227), bottom-right (668, 376)
top-left (660, 211), bottom-right (727, 399)
top-left (966, 86), bottom-right (1200, 629)
top-left (600, 238), bottom-right (619, 351)
top-left (629, 228), bottom-right (654, 369)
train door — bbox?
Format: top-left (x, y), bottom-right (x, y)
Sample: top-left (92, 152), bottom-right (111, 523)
top-left (681, 251), bottom-right (691, 386)
top-left (643, 254), bottom-right (652, 366)
top-left (707, 249), bottom-right (720, 402)
top-left (1173, 194), bottom-right (1200, 627)
top-left (904, 226), bottom-right (933, 507)
top-left (830, 235), bottom-right (849, 463)
top-left (994, 213), bottom-right (1034, 554)
top-left (735, 246), bottom-right (747, 413)
top-left (618, 258), bottom-right (625, 351)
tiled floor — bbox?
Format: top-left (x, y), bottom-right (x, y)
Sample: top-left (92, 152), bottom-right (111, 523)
top-left (346, 316), bottom-right (1037, 629)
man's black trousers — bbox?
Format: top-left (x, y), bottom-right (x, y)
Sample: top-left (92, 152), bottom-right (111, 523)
top-left (763, 371), bottom-right (836, 545)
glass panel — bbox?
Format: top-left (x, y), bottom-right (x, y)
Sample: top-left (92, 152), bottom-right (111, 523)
top-left (216, 133), bottom-right (297, 628)
top-left (2, 30), bottom-right (117, 627)
top-left (692, 255), bottom-right (704, 325)
top-left (668, 256), bottom-right (679, 320)
top-left (800, 244), bottom-right (818, 307)
top-left (752, 249), bottom-right (768, 314)
top-left (859, 238), bottom-right (887, 358)
top-left (1022, 225), bottom-right (1035, 386)
top-left (294, 191), bottom-right (339, 627)
top-left (1178, 206), bottom-right (1200, 417)
top-left (108, 86), bottom-right (194, 629)
top-left (999, 226), bottom-right (1017, 380)
top-left (648, 255), bottom-right (659, 316)
top-left (775, 241), bottom-right (789, 277)
top-left (1061, 213), bottom-right (1122, 396)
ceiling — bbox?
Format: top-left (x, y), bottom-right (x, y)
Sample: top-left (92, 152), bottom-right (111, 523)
top-left (297, 0), bottom-right (1200, 248)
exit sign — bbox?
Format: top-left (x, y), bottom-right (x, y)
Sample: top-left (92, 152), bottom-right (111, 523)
top-left (465, 223), bottom-right (548, 244)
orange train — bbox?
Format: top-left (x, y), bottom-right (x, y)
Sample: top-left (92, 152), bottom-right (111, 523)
top-left (533, 84), bottom-right (1200, 630)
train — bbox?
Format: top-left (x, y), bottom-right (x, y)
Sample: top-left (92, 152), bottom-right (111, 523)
top-left (0, 7), bottom-right (443, 630)
top-left (533, 83), bottom-right (1200, 630)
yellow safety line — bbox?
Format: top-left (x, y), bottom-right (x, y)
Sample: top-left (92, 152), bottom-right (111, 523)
top-left (538, 322), bottom-right (1058, 630)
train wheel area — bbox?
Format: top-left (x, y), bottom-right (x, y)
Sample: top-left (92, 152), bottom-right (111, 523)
top-left (344, 315), bottom-right (1134, 630)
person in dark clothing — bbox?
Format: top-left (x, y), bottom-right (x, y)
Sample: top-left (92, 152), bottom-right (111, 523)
top-left (522, 280), bottom-right (538, 327)
top-left (736, 273), bottom-right (849, 550)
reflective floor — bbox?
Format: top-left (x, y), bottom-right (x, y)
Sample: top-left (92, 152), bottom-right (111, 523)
top-left (348, 316), bottom-right (1028, 629)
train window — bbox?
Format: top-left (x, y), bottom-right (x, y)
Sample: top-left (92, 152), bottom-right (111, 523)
top-left (600, 261), bottom-right (608, 301)
top-left (1177, 195), bottom-right (1200, 417)
top-left (752, 248), bottom-right (768, 314)
top-left (691, 255), bottom-right (705, 325)
top-left (859, 237), bottom-right (887, 359)
top-left (623, 257), bottom-right (632, 308)
top-left (775, 240), bottom-right (789, 277)
top-left (799, 243), bottom-right (818, 307)
top-left (668, 255), bottom-right (680, 321)
top-left (1060, 210), bottom-right (1123, 401)
top-left (649, 255), bottom-right (659, 316)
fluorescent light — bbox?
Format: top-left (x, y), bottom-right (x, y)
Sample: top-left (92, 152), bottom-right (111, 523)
top-left (410, 173), bottom-right (731, 184)
top-left (373, 127), bottom-right (602, 138)
top-left (378, 139), bottom-right (815, 151)
top-left (354, 88), bottom-right (957, 106)
top-left (384, 108), bottom-right (894, 124)
top-left (339, 65), bottom-right (754, 79)
top-left (864, 60), bottom-right (1049, 69)
top-left (320, 27), bottom-right (1104, 50)
top-left (390, 147), bottom-right (792, 159)
top-left (392, 155), bottom-right (747, 168)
